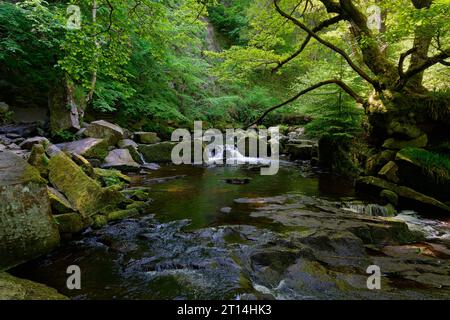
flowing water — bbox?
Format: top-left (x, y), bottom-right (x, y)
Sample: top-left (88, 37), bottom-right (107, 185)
top-left (11, 153), bottom-right (450, 300)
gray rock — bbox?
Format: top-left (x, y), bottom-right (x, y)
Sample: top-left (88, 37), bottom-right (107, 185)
top-left (102, 149), bottom-right (141, 172)
top-left (118, 139), bottom-right (143, 164)
top-left (56, 138), bottom-right (109, 160)
top-left (0, 151), bottom-right (60, 270)
top-left (19, 136), bottom-right (49, 150)
top-left (84, 120), bottom-right (124, 146)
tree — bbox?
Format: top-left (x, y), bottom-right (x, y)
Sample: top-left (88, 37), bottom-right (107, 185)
top-left (236, 0), bottom-right (449, 148)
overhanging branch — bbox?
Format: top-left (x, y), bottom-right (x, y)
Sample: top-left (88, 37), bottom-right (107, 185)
top-left (272, 14), bottom-right (344, 73)
top-left (274, 0), bottom-right (380, 90)
top-left (246, 79), bottom-right (367, 128)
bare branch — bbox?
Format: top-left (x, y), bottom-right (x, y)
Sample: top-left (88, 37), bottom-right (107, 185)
top-left (246, 79), bottom-right (367, 128)
top-left (272, 14), bottom-right (344, 73)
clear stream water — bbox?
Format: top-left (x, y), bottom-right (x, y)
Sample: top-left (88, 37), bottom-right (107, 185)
top-left (11, 160), bottom-right (450, 299)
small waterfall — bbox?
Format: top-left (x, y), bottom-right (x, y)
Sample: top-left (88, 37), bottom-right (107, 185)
top-left (205, 143), bottom-right (274, 166)
top-left (342, 203), bottom-right (396, 217)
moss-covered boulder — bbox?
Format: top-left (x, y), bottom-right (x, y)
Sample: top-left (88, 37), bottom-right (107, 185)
top-left (356, 176), bottom-right (450, 214)
top-left (383, 134), bottom-right (428, 150)
top-left (28, 144), bottom-right (49, 178)
top-left (138, 142), bottom-right (177, 163)
top-left (106, 208), bottom-right (140, 222)
top-left (56, 138), bottom-right (109, 160)
top-left (133, 132), bottom-right (161, 144)
top-left (365, 150), bottom-right (396, 175)
top-left (47, 186), bottom-right (74, 214)
top-left (396, 148), bottom-right (450, 202)
top-left (48, 152), bottom-right (124, 217)
top-left (387, 121), bottom-right (423, 139)
top-left (0, 272), bottom-right (68, 300)
top-left (94, 167), bottom-right (131, 188)
top-left (71, 153), bottom-right (95, 177)
top-left (121, 187), bottom-right (151, 201)
top-left (380, 189), bottom-right (399, 206)
top-left (84, 120), bottom-right (124, 146)
top-left (378, 161), bottom-right (399, 183)
top-left (54, 212), bottom-right (85, 235)
top-left (0, 151), bottom-right (60, 270)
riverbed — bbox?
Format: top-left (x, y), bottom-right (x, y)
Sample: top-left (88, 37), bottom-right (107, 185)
top-left (11, 161), bottom-right (450, 300)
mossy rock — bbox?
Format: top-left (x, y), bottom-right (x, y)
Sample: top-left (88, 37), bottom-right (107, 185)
top-left (56, 138), bottom-right (109, 160)
top-left (48, 152), bottom-right (124, 217)
top-left (0, 273), bottom-right (68, 300)
top-left (383, 134), bottom-right (428, 150)
top-left (28, 144), bottom-right (50, 178)
top-left (378, 161), bottom-right (399, 183)
top-left (138, 142), bottom-right (177, 163)
top-left (133, 132), bottom-right (161, 144)
top-left (387, 121), bottom-right (423, 139)
top-left (54, 212), bottom-right (85, 234)
top-left (92, 215), bottom-right (108, 229)
top-left (84, 120), bottom-right (124, 146)
top-left (121, 187), bottom-right (151, 201)
top-left (0, 151), bottom-right (60, 270)
top-left (47, 186), bottom-right (74, 214)
top-left (94, 168), bottom-right (131, 188)
top-left (365, 150), bottom-right (396, 175)
top-left (356, 176), bottom-right (450, 215)
top-left (380, 189), bottom-right (399, 206)
top-left (106, 208), bottom-right (140, 222)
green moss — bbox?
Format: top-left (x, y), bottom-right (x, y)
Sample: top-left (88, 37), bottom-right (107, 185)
top-left (94, 168), bottom-right (131, 188)
top-left (397, 148), bottom-right (450, 183)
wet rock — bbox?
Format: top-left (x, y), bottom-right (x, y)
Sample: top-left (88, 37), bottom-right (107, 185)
top-left (0, 144), bottom-right (5, 152)
top-left (56, 138), bottom-right (109, 160)
top-left (48, 151), bottom-right (125, 217)
top-left (139, 142), bottom-right (177, 163)
top-left (19, 137), bottom-right (49, 150)
top-left (0, 273), bottom-right (67, 300)
top-left (134, 132), bottom-right (161, 145)
top-left (380, 189), bottom-right (399, 206)
top-left (102, 149), bottom-right (140, 172)
top-left (383, 134), bottom-right (428, 150)
top-left (220, 207), bottom-right (232, 214)
top-left (84, 120), bottom-right (124, 146)
top-left (378, 161), bottom-right (399, 183)
top-left (47, 186), bottom-right (74, 215)
top-left (54, 212), bottom-right (85, 234)
top-left (0, 151), bottom-right (60, 270)
top-left (356, 176), bottom-right (450, 214)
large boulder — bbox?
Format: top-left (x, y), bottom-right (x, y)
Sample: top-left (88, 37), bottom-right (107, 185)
top-left (54, 212), bottom-right (86, 235)
top-left (378, 161), bottom-right (399, 183)
top-left (138, 142), bottom-right (177, 163)
top-left (84, 120), bottom-right (124, 146)
top-left (56, 138), bottom-right (109, 160)
top-left (0, 151), bottom-right (60, 270)
top-left (133, 132), bottom-right (161, 145)
top-left (356, 176), bottom-right (450, 215)
top-left (102, 149), bottom-right (140, 172)
top-left (48, 152), bottom-right (124, 217)
top-left (383, 134), bottom-right (428, 150)
top-left (0, 273), bottom-right (68, 300)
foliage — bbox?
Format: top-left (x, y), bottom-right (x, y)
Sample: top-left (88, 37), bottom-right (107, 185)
top-left (399, 147), bottom-right (450, 183)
